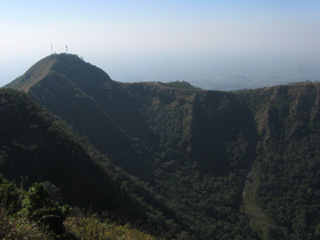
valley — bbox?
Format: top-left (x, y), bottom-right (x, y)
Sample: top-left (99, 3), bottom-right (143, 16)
top-left (1, 53), bottom-right (320, 239)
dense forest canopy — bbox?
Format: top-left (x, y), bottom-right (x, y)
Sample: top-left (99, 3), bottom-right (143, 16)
top-left (1, 54), bottom-right (320, 239)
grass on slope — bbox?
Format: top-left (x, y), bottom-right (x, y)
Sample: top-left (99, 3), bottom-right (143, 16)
top-left (5, 55), bottom-right (57, 92)
top-left (65, 215), bottom-right (159, 240)
top-left (0, 207), bottom-right (160, 240)
top-left (0, 175), bottom-right (160, 240)
top-left (0, 207), bottom-right (53, 240)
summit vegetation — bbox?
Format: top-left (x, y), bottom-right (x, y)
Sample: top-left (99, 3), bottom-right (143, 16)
top-left (2, 53), bottom-right (320, 239)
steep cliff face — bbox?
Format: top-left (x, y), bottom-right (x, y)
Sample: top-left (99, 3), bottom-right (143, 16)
top-left (239, 83), bottom-right (320, 239)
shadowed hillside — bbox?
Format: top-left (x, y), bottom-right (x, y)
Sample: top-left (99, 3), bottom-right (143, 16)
top-left (0, 88), bottom-right (190, 239)
top-left (5, 54), bottom-right (320, 239)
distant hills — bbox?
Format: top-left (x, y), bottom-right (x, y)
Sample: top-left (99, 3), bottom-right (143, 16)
top-left (3, 53), bottom-right (320, 239)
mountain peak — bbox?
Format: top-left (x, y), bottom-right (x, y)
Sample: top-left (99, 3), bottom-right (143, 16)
top-left (5, 53), bottom-right (111, 92)
top-left (6, 55), bottom-right (57, 92)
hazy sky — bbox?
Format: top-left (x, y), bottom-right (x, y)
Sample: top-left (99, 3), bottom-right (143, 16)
top-left (1, 0), bottom-right (319, 89)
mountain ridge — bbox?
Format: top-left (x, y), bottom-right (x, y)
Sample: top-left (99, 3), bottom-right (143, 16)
top-left (0, 87), bottom-right (193, 239)
top-left (4, 53), bottom-right (320, 239)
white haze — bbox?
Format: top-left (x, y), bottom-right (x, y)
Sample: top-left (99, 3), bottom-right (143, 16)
top-left (92, 51), bottom-right (320, 90)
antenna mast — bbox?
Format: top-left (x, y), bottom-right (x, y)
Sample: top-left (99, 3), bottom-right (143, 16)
top-left (66, 45), bottom-right (68, 54)
top-left (51, 43), bottom-right (53, 54)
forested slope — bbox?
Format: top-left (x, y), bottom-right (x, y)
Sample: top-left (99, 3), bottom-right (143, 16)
top-left (5, 54), bottom-right (320, 239)
top-left (237, 83), bottom-right (320, 239)
top-left (0, 88), bottom-right (189, 239)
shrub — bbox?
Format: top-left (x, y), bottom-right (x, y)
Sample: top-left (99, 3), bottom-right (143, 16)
top-left (22, 183), bottom-right (71, 236)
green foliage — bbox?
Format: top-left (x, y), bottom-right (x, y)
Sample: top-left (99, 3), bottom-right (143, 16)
top-left (0, 174), bottom-right (23, 214)
top-left (0, 177), bottom-right (69, 239)
top-left (22, 183), bottom-right (71, 236)
top-left (4, 54), bottom-right (320, 239)
top-left (0, 176), bottom-right (159, 240)
top-left (238, 83), bottom-right (320, 240)
top-left (0, 88), bottom-right (183, 238)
